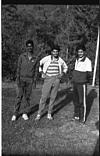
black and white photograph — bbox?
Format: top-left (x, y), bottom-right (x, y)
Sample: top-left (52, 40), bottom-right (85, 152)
top-left (1, 1), bottom-right (99, 156)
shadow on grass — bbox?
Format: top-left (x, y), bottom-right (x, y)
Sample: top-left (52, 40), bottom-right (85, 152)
top-left (27, 87), bottom-right (73, 118)
top-left (86, 89), bottom-right (97, 121)
top-left (19, 87), bottom-right (97, 120)
top-left (93, 138), bottom-right (99, 156)
top-left (93, 120), bottom-right (99, 156)
top-left (93, 121), bottom-right (99, 156)
top-left (52, 87), bottom-right (73, 115)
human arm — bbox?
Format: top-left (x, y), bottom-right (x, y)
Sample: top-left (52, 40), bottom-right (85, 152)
top-left (87, 71), bottom-right (92, 84)
top-left (62, 60), bottom-right (68, 74)
top-left (32, 61), bottom-right (40, 88)
top-left (86, 59), bottom-right (92, 84)
top-left (61, 59), bottom-right (68, 77)
top-left (58, 59), bottom-right (68, 79)
top-left (39, 57), bottom-right (46, 73)
top-left (39, 56), bottom-right (48, 78)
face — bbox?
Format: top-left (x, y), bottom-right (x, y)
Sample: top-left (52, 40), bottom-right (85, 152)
top-left (26, 43), bottom-right (33, 53)
top-left (78, 49), bottom-right (84, 58)
top-left (51, 49), bottom-right (59, 58)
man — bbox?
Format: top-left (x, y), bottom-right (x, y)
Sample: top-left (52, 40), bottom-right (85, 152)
top-left (72, 44), bottom-right (92, 124)
top-left (11, 40), bottom-right (38, 121)
top-left (35, 45), bottom-right (68, 120)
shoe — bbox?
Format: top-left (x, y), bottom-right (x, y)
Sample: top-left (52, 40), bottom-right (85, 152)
top-left (11, 115), bottom-right (16, 121)
top-left (72, 116), bottom-right (79, 121)
top-left (22, 114), bottom-right (29, 120)
top-left (47, 114), bottom-right (53, 120)
top-left (79, 119), bottom-right (85, 124)
top-left (35, 114), bottom-right (41, 121)
top-left (75, 116), bottom-right (79, 120)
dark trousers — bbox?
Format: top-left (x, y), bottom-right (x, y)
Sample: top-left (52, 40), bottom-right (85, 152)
top-left (14, 79), bottom-right (33, 116)
top-left (73, 82), bottom-right (87, 122)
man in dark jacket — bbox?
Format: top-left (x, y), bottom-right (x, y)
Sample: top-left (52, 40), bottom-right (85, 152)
top-left (11, 40), bottom-right (38, 121)
top-left (72, 44), bottom-right (92, 124)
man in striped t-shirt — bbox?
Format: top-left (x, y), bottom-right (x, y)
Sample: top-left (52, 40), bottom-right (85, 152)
top-left (35, 45), bottom-right (68, 120)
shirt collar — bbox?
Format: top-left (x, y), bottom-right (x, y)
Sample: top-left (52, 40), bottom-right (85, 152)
top-left (77, 56), bottom-right (86, 62)
top-left (51, 55), bottom-right (59, 61)
top-left (24, 52), bottom-right (35, 60)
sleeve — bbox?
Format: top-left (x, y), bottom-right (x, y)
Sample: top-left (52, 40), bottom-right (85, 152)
top-left (16, 55), bottom-right (22, 85)
top-left (86, 59), bottom-right (92, 72)
top-left (39, 60), bottom-right (43, 72)
top-left (62, 60), bottom-right (68, 74)
top-left (86, 59), bottom-right (92, 83)
top-left (39, 57), bottom-right (46, 73)
top-left (87, 71), bottom-right (92, 83)
top-left (34, 62), bottom-right (39, 81)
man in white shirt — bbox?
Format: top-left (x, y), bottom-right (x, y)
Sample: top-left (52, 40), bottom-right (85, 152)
top-left (72, 44), bottom-right (92, 124)
top-left (35, 45), bottom-right (68, 120)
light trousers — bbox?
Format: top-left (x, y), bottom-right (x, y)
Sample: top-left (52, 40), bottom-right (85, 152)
top-left (38, 76), bottom-right (60, 115)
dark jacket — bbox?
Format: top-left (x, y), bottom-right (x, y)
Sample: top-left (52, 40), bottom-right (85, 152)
top-left (72, 56), bottom-right (92, 84)
top-left (17, 52), bottom-right (39, 83)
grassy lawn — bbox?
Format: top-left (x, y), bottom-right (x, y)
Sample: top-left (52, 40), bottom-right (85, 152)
top-left (2, 82), bottom-right (99, 156)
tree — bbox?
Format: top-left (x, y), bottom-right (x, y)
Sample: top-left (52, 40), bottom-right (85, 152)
top-left (2, 5), bottom-right (99, 81)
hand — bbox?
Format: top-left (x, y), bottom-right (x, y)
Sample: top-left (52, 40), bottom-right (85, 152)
top-left (42, 73), bottom-right (46, 79)
top-left (58, 73), bottom-right (64, 79)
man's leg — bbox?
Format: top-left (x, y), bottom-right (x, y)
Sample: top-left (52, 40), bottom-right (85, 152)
top-left (23, 81), bottom-right (33, 115)
top-left (12, 80), bottom-right (24, 121)
top-left (48, 78), bottom-right (60, 118)
top-left (78, 84), bottom-right (87, 123)
top-left (35, 78), bottom-right (53, 120)
top-left (73, 83), bottom-right (80, 120)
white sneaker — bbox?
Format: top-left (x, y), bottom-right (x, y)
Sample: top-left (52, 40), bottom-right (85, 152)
top-left (74, 116), bottom-right (79, 120)
top-left (47, 114), bottom-right (53, 120)
top-left (72, 116), bottom-right (79, 121)
top-left (11, 115), bottom-right (16, 121)
top-left (22, 114), bottom-right (29, 120)
top-left (35, 114), bottom-right (41, 121)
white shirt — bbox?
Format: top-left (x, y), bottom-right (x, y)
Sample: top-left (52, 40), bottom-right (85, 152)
top-left (39, 55), bottom-right (68, 75)
top-left (75, 57), bottom-right (92, 72)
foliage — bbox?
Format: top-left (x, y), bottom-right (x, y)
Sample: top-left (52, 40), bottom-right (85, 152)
top-left (2, 5), bottom-right (99, 81)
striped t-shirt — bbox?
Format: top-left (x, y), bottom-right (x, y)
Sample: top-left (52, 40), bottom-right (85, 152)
top-left (46, 60), bottom-right (59, 76)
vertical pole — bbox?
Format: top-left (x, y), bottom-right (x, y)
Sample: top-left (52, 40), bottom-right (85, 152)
top-left (92, 26), bottom-right (99, 86)
top-left (0, 2), bottom-right (1, 156)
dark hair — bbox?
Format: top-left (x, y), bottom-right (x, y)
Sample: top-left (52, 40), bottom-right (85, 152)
top-left (76, 44), bottom-right (86, 52)
top-left (26, 40), bottom-right (34, 47)
top-left (51, 44), bottom-right (60, 52)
